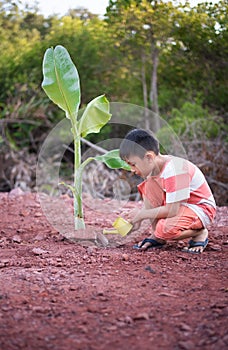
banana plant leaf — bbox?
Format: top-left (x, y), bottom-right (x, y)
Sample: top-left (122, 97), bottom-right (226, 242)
top-left (42, 45), bottom-right (80, 120)
top-left (78, 95), bottom-right (112, 137)
top-left (95, 149), bottom-right (131, 170)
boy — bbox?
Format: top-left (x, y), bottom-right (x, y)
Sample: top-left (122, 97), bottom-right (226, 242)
top-left (119, 129), bottom-right (216, 253)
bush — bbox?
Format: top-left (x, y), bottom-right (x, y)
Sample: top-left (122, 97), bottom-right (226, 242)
top-left (167, 100), bottom-right (226, 140)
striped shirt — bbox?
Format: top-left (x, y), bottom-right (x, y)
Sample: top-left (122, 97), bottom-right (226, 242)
top-left (138, 156), bottom-right (216, 227)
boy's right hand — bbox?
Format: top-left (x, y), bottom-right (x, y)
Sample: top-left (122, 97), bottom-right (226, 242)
top-left (130, 221), bottom-right (142, 232)
top-left (122, 208), bottom-right (142, 232)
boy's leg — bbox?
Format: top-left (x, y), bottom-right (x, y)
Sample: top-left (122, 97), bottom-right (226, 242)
top-left (134, 179), bottom-right (166, 250)
top-left (174, 228), bottom-right (208, 253)
top-left (135, 197), bottom-right (166, 250)
top-left (154, 206), bottom-right (208, 253)
top-left (144, 197), bottom-right (158, 231)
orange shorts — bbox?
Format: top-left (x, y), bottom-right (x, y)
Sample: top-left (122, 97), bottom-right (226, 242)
top-left (154, 205), bottom-right (204, 240)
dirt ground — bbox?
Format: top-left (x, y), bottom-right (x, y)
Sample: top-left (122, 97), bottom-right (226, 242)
top-left (0, 189), bottom-right (227, 350)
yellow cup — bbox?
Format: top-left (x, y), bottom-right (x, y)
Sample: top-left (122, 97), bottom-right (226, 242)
top-left (103, 217), bottom-right (133, 237)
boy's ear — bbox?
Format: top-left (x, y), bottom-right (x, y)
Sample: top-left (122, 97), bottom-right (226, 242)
top-left (145, 151), bottom-right (156, 161)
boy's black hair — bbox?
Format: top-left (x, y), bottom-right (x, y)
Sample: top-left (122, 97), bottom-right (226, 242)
top-left (119, 129), bottom-right (159, 160)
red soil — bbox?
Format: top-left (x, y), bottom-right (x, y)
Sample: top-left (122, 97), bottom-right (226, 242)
top-left (0, 189), bottom-right (227, 350)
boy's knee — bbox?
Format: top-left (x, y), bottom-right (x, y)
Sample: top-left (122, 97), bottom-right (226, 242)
top-left (155, 219), bottom-right (180, 240)
top-left (155, 219), bottom-right (165, 238)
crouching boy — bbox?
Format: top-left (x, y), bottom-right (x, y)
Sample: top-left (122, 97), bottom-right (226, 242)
top-left (119, 129), bottom-right (216, 253)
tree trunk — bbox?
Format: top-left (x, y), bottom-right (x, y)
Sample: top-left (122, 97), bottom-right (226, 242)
top-left (141, 52), bottom-right (150, 129)
top-left (149, 44), bottom-right (160, 132)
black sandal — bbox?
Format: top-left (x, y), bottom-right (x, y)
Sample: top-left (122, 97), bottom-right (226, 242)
top-left (133, 238), bottom-right (165, 250)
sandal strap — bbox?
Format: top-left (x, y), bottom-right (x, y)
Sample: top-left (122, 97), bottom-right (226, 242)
top-left (139, 238), bottom-right (164, 248)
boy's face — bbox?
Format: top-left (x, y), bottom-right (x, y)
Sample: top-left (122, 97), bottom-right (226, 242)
top-left (125, 152), bottom-right (157, 179)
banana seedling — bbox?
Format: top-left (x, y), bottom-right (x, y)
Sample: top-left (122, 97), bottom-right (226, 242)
top-left (42, 45), bottom-right (129, 230)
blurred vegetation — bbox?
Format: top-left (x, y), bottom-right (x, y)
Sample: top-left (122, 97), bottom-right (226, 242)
top-left (0, 0), bottom-right (227, 204)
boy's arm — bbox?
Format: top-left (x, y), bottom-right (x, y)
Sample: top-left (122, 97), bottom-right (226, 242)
top-left (130, 201), bottom-right (182, 224)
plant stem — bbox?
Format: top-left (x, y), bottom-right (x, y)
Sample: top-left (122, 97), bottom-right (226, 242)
top-left (73, 131), bottom-right (85, 230)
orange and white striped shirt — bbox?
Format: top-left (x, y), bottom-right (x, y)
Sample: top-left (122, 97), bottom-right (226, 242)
top-left (138, 156), bottom-right (216, 227)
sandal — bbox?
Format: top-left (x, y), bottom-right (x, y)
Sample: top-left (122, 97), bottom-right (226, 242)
top-left (133, 238), bottom-right (165, 251)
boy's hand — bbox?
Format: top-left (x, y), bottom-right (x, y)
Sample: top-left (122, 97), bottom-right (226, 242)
top-left (130, 221), bottom-right (142, 232)
top-left (126, 208), bottom-right (146, 226)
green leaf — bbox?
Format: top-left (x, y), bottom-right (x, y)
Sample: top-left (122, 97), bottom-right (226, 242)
top-left (59, 182), bottom-right (76, 196)
top-left (41, 45), bottom-right (80, 120)
top-left (78, 95), bottom-right (111, 137)
top-left (95, 149), bottom-right (131, 170)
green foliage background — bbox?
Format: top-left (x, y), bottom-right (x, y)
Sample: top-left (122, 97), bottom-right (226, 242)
top-left (0, 0), bottom-right (227, 205)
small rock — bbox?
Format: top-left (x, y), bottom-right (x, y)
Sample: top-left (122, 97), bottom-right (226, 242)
top-left (86, 246), bottom-right (98, 255)
top-left (13, 312), bottom-right (23, 321)
top-left (124, 315), bottom-right (134, 324)
top-left (99, 296), bottom-right (109, 302)
top-left (32, 306), bottom-right (46, 313)
top-left (209, 244), bottom-right (222, 251)
top-left (106, 325), bottom-right (118, 331)
top-left (87, 305), bottom-right (98, 313)
top-left (77, 325), bottom-right (89, 334)
top-left (12, 235), bottom-right (22, 243)
top-left (122, 254), bottom-right (129, 261)
top-left (159, 292), bottom-right (177, 297)
top-left (24, 263), bottom-right (32, 268)
top-left (179, 323), bottom-right (192, 332)
top-left (176, 254), bottom-right (190, 260)
top-left (1, 305), bottom-right (11, 312)
top-left (0, 193), bottom-right (8, 201)
top-left (178, 340), bottom-right (195, 350)
top-left (19, 210), bottom-right (30, 217)
top-left (34, 212), bottom-right (43, 217)
top-left (145, 266), bottom-right (156, 274)
top-left (97, 290), bottom-right (104, 296)
top-left (69, 285), bottom-right (77, 291)
top-left (8, 187), bottom-right (24, 198)
top-left (223, 334), bottom-right (228, 344)
top-left (116, 321), bottom-right (126, 328)
top-left (0, 260), bottom-right (9, 268)
top-left (32, 247), bottom-right (48, 255)
top-left (101, 257), bottom-right (109, 262)
top-left (133, 312), bottom-right (150, 321)
top-left (33, 233), bottom-right (47, 241)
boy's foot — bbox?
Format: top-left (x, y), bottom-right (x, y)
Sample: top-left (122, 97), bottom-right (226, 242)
top-left (182, 228), bottom-right (209, 254)
top-left (133, 237), bottom-right (166, 251)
